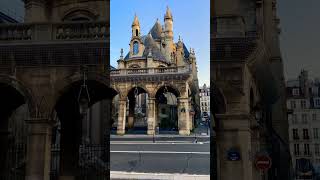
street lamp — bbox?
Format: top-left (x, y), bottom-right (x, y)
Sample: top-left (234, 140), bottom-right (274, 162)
top-left (79, 97), bottom-right (89, 115)
top-left (78, 68), bottom-right (91, 144)
top-left (253, 103), bottom-right (263, 124)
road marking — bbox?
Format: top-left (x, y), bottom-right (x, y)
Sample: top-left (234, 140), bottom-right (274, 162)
top-left (111, 171), bottom-right (210, 180)
top-left (110, 150), bottom-right (210, 154)
top-left (111, 135), bottom-right (210, 138)
top-left (110, 141), bottom-right (210, 145)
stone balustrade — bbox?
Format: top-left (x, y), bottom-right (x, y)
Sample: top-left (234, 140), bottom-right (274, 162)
top-left (0, 21), bottom-right (108, 42)
top-left (110, 66), bottom-right (190, 76)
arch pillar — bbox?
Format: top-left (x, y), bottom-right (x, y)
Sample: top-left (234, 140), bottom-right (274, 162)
top-left (128, 96), bottom-right (135, 129)
top-left (25, 118), bottom-right (53, 180)
top-left (147, 98), bottom-right (156, 135)
top-left (177, 97), bottom-right (190, 135)
top-left (117, 99), bottom-right (127, 135)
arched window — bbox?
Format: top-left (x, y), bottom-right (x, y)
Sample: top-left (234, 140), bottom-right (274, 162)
top-left (133, 41), bottom-right (139, 55)
top-left (70, 17), bottom-right (90, 21)
top-left (62, 10), bottom-right (95, 22)
top-left (136, 29), bottom-right (139, 36)
top-left (129, 64), bottom-right (140, 68)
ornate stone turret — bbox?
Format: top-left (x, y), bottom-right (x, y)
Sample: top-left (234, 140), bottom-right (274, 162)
top-left (117, 48), bottom-right (125, 69)
top-left (132, 14), bottom-right (140, 37)
top-left (164, 6), bottom-right (173, 39)
top-left (163, 6), bottom-right (174, 62)
top-left (164, 7), bottom-right (173, 39)
top-left (176, 36), bottom-right (184, 66)
top-left (129, 14), bottom-right (144, 58)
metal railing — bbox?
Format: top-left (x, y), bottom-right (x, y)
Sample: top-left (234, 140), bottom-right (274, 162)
top-left (50, 144), bottom-right (108, 180)
top-left (0, 143), bottom-right (26, 180)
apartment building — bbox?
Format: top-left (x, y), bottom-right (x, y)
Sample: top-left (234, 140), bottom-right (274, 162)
top-left (287, 70), bottom-right (320, 179)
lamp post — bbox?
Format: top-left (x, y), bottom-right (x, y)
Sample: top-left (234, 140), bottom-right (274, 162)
top-left (78, 67), bottom-right (91, 144)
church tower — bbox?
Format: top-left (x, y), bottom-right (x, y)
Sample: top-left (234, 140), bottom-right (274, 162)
top-left (164, 6), bottom-right (173, 40)
top-left (129, 14), bottom-right (144, 58)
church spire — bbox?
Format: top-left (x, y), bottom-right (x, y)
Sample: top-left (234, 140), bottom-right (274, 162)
top-left (165, 6), bottom-right (173, 20)
top-left (132, 13), bottom-right (140, 37)
top-left (132, 13), bottom-right (140, 27)
top-left (164, 6), bottom-right (173, 40)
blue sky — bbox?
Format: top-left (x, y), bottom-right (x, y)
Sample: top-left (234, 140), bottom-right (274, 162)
top-left (110, 0), bottom-right (210, 86)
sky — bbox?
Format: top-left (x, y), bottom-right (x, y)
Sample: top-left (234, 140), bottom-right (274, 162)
top-left (0, 0), bottom-right (24, 22)
top-left (110, 0), bottom-right (210, 86)
top-left (278, 0), bottom-right (320, 81)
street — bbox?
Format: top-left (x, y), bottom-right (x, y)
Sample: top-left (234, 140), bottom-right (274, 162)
top-left (110, 135), bottom-right (210, 179)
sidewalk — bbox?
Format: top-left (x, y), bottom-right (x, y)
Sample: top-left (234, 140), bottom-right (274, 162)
top-left (110, 171), bottom-right (210, 180)
top-left (111, 123), bottom-right (210, 138)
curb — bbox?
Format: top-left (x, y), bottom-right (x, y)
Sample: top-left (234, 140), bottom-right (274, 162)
top-left (110, 171), bottom-right (210, 180)
top-left (110, 134), bottom-right (210, 138)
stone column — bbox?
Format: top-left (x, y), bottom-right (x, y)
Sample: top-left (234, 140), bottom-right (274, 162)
top-left (128, 97), bottom-right (135, 129)
top-left (189, 100), bottom-right (194, 130)
top-left (117, 99), bottom-right (127, 135)
top-left (25, 118), bottom-right (52, 180)
top-left (147, 98), bottom-right (156, 135)
top-left (177, 97), bottom-right (190, 135)
top-left (155, 102), bottom-right (159, 128)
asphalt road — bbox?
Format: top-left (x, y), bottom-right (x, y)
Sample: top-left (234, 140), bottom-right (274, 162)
top-left (110, 138), bottom-right (210, 175)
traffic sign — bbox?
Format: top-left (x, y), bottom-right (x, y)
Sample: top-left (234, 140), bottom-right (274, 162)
top-left (255, 155), bottom-right (272, 171)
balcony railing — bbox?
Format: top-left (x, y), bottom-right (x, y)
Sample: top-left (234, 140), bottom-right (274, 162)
top-left (0, 21), bottom-right (108, 42)
top-left (110, 66), bottom-right (191, 76)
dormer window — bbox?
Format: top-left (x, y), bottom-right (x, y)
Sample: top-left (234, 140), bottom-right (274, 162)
top-left (133, 41), bottom-right (139, 55)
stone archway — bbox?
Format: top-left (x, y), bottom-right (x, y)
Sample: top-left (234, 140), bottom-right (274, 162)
top-left (0, 76), bottom-right (34, 178)
top-left (155, 85), bottom-right (180, 134)
top-left (125, 86), bottom-right (149, 134)
top-left (51, 77), bottom-right (112, 179)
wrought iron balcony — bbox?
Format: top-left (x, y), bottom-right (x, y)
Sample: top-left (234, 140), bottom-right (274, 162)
top-left (0, 21), bottom-right (108, 42)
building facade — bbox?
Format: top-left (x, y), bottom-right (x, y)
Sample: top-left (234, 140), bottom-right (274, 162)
top-left (0, 0), bottom-right (109, 179)
top-left (200, 83), bottom-right (210, 118)
top-left (110, 7), bottom-right (200, 135)
top-left (213, 0), bottom-right (291, 179)
top-left (287, 70), bottom-right (320, 179)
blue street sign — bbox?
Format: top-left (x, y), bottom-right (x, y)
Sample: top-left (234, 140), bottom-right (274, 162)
top-left (227, 149), bottom-right (241, 161)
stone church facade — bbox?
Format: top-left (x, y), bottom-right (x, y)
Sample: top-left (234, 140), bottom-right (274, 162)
top-left (110, 7), bottom-right (200, 135)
